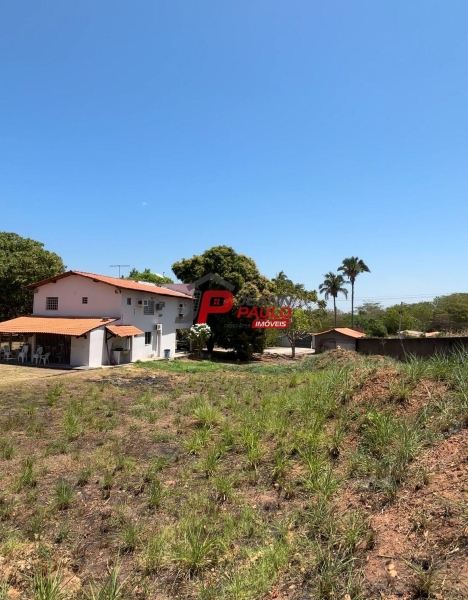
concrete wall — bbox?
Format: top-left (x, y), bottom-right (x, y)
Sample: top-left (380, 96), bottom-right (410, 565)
top-left (277, 333), bottom-right (312, 349)
top-left (357, 336), bottom-right (468, 359)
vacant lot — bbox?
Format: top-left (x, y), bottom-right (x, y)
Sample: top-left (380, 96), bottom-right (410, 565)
top-left (0, 351), bottom-right (467, 599)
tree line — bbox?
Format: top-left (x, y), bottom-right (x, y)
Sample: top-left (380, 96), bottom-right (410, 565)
top-left (324, 295), bottom-right (468, 337)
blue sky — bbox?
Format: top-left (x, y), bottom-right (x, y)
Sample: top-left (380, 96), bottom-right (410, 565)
top-left (1, 1), bottom-right (467, 309)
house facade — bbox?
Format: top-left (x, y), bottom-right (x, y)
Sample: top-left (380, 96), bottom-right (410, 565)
top-left (0, 271), bottom-right (193, 368)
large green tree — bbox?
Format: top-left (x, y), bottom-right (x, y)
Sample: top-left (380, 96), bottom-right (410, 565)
top-left (338, 256), bottom-right (370, 327)
top-left (433, 294), bottom-right (468, 328)
top-left (126, 268), bottom-right (174, 285)
top-left (319, 272), bottom-right (348, 327)
top-left (272, 271), bottom-right (325, 358)
top-left (381, 304), bottom-right (415, 335)
top-left (406, 301), bottom-right (434, 332)
top-left (357, 301), bottom-right (384, 321)
top-left (0, 232), bottom-right (66, 321)
top-left (172, 246), bottom-right (272, 360)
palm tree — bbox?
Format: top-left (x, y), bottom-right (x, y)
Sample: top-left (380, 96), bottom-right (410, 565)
top-left (319, 272), bottom-right (348, 327)
top-left (338, 257), bottom-right (371, 327)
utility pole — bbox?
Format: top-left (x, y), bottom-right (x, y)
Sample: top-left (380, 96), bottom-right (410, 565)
top-left (398, 302), bottom-right (403, 339)
top-left (110, 265), bottom-right (130, 278)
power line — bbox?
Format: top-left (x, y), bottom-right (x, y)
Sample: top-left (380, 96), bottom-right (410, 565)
top-left (336, 293), bottom-right (458, 302)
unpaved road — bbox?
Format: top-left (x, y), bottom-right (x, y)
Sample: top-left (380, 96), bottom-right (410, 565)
top-left (263, 346), bottom-right (314, 357)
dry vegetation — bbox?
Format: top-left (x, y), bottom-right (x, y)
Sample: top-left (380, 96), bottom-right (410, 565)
top-left (0, 349), bottom-right (468, 599)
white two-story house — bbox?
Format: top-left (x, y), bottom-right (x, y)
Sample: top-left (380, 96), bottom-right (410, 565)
top-left (0, 270), bottom-right (193, 368)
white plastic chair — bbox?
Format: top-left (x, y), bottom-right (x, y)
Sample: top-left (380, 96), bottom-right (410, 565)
top-left (4, 347), bottom-right (14, 361)
top-left (40, 352), bottom-right (50, 366)
top-left (18, 345), bottom-right (29, 363)
top-left (32, 347), bottom-right (43, 365)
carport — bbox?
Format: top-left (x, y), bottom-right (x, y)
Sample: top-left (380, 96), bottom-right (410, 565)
top-left (0, 316), bottom-right (118, 367)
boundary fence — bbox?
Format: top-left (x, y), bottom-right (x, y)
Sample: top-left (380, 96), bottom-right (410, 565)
top-left (356, 337), bottom-right (468, 359)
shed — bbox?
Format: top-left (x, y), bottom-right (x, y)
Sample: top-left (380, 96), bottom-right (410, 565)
top-left (313, 327), bottom-right (365, 353)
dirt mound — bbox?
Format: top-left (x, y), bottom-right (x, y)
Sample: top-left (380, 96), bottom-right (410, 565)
top-left (314, 347), bottom-right (385, 369)
top-left (362, 428), bottom-right (468, 598)
top-left (353, 368), bottom-right (448, 417)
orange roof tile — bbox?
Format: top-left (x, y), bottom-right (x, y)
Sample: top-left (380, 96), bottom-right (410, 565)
top-left (313, 327), bottom-right (366, 339)
top-left (26, 271), bottom-right (192, 299)
top-left (106, 325), bottom-right (143, 337)
top-left (0, 316), bottom-right (117, 336)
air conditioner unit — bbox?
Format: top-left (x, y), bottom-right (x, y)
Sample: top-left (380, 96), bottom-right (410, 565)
top-left (154, 324), bottom-right (162, 331)
top-left (137, 300), bottom-right (143, 305)
top-left (178, 302), bottom-right (187, 309)
top-left (155, 302), bottom-right (165, 310)
top-left (178, 313), bottom-right (184, 318)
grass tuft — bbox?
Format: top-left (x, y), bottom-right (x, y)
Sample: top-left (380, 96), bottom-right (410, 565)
top-left (54, 479), bottom-right (74, 510)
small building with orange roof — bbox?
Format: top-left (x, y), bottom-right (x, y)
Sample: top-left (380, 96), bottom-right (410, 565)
top-left (313, 327), bottom-right (366, 353)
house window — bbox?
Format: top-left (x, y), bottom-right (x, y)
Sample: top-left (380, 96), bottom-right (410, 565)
top-left (127, 298), bottom-right (132, 305)
top-left (144, 300), bottom-right (154, 315)
top-left (46, 297), bottom-right (58, 310)
top-left (145, 332), bottom-right (152, 345)
top-left (82, 297), bottom-right (88, 304)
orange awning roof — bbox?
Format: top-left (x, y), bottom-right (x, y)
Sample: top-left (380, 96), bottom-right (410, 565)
top-left (0, 316), bottom-right (117, 336)
top-left (106, 325), bottom-right (143, 337)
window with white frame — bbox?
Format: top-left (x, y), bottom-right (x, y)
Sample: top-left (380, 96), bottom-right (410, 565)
top-left (127, 298), bottom-right (132, 305)
top-left (46, 297), bottom-right (58, 310)
top-left (82, 297), bottom-right (88, 304)
top-left (145, 332), bottom-right (152, 345)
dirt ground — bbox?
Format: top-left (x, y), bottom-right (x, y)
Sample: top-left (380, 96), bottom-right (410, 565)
top-left (1, 351), bottom-right (468, 599)
top-left (0, 364), bottom-right (82, 386)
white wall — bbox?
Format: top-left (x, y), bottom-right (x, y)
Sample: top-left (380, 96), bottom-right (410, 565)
top-left (70, 335), bottom-right (90, 367)
top-left (119, 292), bottom-right (191, 361)
top-left (33, 276), bottom-right (121, 317)
top-left (89, 328), bottom-right (105, 368)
